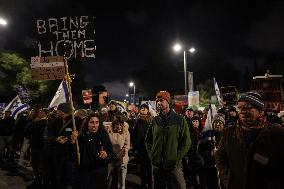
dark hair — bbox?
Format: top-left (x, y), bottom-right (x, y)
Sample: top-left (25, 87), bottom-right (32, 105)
top-left (81, 113), bottom-right (103, 134)
top-left (111, 115), bottom-right (124, 128)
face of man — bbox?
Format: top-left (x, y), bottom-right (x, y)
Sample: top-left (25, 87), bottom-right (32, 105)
top-left (156, 98), bottom-right (169, 114)
top-left (56, 110), bottom-right (65, 118)
top-left (185, 110), bottom-right (194, 118)
top-left (237, 101), bottom-right (262, 125)
top-left (37, 109), bottom-right (47, 119)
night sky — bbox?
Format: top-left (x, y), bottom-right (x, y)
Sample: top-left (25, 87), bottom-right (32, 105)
top-left (1, 0), bottom-right (284, 100)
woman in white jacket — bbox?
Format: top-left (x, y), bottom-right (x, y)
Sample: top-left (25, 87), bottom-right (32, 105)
top-left (106, 115), bottom-right (130, 189)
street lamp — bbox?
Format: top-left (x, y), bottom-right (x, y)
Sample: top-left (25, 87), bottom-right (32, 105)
top-left (173, 43), bottom-right (196, 94)
top-left (0, 18), bottom-right (7, 26)
top-left (129, 82), bottom-right (136, 104)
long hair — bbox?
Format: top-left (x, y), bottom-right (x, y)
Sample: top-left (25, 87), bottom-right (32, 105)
top-left (80, 113), bottom-right (103, 135)
top-left (111, 114), bottom-right (127, 133)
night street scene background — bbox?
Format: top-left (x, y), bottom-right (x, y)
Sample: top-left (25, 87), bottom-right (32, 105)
top-left (0, 0), bottom-right (284, 189)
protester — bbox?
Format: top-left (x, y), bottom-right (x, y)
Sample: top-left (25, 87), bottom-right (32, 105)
top-left (211, 113), bottom-right (226, 144)
top-left (135, 103), bottom-right (153, 189)
top-left (0, 110), bottom-right (15, 164)
top-left (182, 115), bottom-right (203, 189)
top-left (45, 102), bottom-right (76, 189)
top-left (71, 113), bottom-right (113, 189)
top-left (107, 100), bottom-right (121, 122)
top-left (215, 91), bottom-right (284, 189)
top-left (26, 108), bottom-right (48, 189)
top-left (106, 115), bottom-right (130, 189)
top-left (145, 90), bottom-right (191, 189)
top-left (185, 107), bottom-right (195, 124)
top-left (18, 109), bottom-right (36, 167)
top-left (226, 106), bottom-right (238, 127)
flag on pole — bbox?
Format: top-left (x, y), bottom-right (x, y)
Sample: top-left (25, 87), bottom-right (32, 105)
top-left (213, 78), bottom-right (223, 107)
top-left (198, 107), bottom-right (215, 144)
top-left (4, 95), bottom-right (29, 119)
top-left (49, 80), bottom-right (69, 109)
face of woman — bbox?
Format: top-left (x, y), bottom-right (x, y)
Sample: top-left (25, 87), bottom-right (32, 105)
top-left (213, 120), bottom-right (224, 132)
top-left (192, 120), bottom-right (199, 128)
top-left (113, 123), bottom-right (123, 134)
top-left (88, 117), bottom-right (100, 133)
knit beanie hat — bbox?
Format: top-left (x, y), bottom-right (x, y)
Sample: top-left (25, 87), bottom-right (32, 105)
top-left (57, 102), bottom-right (72, 114)
top-left (238, 91), bottom-right (265, 110)
top-left (156, 91), bottom-right (171, 103)
top-left (212, 113), bottom-right (225, 124)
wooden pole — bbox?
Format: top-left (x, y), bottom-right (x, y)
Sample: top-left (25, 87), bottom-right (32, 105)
top-left (64, 57), bottom-right (81, 165)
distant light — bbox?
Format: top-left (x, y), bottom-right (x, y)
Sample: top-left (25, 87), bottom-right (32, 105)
top-left (189, 47), bottom-right (196, 53)
top-left (124, 99), bottom-right (127, 102)
top-left (129, 82), bottom-right (134, 87)
top-left (126, 94), bottom-right (129, 97)
top-left (0, 18), bottom-right (7, 26)
top-left (173, 44), bottom-right (182, 52)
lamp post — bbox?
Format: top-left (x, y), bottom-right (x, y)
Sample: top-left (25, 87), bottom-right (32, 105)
top-left (173, 43), bottom-right (196, 94)
top-left (129, 82), bottom-right (136, 104)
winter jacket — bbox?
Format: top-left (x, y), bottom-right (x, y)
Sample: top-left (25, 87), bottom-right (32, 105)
top-left (26, 118), bottom-right (48, 150)
top-left (145, 109), bottom-right (191, 170)
top-left (215, 123), bottom-right (284, 189)
top-left (107, 127), bottom-right (130, 165)
top-left (78, 130), bottom-right (113, 171)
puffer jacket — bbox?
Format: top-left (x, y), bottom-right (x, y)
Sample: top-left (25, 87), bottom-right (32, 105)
top-left (215, 123), bottom-right (284, 189)
top-left (145, 109), bottom-right (191, 170)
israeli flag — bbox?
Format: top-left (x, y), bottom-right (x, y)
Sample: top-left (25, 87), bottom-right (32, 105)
top-left (213, 78), bottom-right (223, 107)
top-left (4, 96), bottom-right (29, 119)
top-left (48, 80), bottom-right (69, 109)
top-left (198, 104), bottom-right (217, 144)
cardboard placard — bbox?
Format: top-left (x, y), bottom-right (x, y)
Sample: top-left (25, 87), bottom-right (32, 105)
top-left (82, 89), bottom-right (93, 104)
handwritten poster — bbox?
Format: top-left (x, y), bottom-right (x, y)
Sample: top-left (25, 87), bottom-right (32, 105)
top-left (30, 56), bottom-right (66, 80)
top-left (36, 16), bottom-right (95, 59)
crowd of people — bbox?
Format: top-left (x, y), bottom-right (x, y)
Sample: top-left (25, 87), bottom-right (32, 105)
top-left (0, 90), bottom-right (284, 189)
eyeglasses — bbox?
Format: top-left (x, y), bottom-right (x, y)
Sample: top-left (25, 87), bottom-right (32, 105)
top-left (89, 121), bottom-right (99, 124)
top-left (236, 104), bottom-right (254, 111)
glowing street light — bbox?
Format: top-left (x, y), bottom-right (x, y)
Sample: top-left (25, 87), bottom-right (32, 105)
top-left (0, 18), bottom-right (7, 26)
top-left (173, 43), bottom-right (196, 94)
top-left (129, 82), bottom-right (136, 104)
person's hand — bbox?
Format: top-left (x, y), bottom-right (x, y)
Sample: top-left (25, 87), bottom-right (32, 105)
top-left (98, 146), bottom-right (108, 159)
top-left (71, 130), bottom-right (79, 144)
top-left (56, 136), bottom-right (68, 144)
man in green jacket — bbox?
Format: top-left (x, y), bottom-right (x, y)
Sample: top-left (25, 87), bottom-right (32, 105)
top-left (145, 91), bottom-right (191, 189)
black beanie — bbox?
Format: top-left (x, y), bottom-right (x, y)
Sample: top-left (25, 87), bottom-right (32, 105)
top-left (238, 91), bottom-right (265, 110)
top-left (57, 103), bottom-right (72, 114)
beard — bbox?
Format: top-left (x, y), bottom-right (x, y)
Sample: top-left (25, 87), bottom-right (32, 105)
top-left (239, 112), bottom-right (264, 129)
